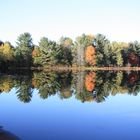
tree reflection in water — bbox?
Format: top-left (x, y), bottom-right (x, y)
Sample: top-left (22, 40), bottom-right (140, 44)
top-left (0, 70), bottom-right (140, 103)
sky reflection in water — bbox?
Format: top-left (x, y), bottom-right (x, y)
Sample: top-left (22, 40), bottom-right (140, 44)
top-left (0, 71), bottom-right (140, 140)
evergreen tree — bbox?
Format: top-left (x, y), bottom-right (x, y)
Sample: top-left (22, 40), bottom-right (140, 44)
top-left (15, 32), bottom-right (33, 67)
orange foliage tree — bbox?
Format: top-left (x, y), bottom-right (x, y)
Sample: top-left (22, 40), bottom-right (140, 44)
top-left (85, 45), bottom-right (96, 66)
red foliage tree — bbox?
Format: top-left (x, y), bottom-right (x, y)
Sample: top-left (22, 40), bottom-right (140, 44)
top-left (128, 52), bottom-right (139, 65)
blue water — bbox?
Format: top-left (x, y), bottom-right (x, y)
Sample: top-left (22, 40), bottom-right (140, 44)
top-left (0, 88), bottom-right (140, 140)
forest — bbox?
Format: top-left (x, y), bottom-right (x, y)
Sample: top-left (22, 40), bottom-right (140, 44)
top-left (1, 32), bottom-right (140, 70)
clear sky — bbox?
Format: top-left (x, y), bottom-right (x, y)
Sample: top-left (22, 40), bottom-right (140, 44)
top-left (0, 0), bottom-right (140, 45)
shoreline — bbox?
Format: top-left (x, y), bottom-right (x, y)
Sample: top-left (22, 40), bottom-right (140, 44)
top-left (8, 66), bottom-right (140, 71)
top-left (31, 66), bottom-right (140, 71)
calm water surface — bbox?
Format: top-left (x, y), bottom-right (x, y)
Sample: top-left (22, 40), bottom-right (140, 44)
top-left (0, 71), bottom-right (140, 140)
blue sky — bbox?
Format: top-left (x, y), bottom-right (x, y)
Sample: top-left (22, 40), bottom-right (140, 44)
top-left (0, 0), bottom-right (140, 45)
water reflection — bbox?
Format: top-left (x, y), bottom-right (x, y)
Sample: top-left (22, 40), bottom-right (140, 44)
top-left (0, 70), bottom-right (140, 103)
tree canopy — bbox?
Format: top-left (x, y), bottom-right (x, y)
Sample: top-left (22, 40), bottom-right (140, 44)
top-left (0, 32), bottom-right (140, 69)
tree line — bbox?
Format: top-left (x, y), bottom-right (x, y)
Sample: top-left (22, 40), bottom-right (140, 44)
top-left (0, 32), bottom-right (140, 69)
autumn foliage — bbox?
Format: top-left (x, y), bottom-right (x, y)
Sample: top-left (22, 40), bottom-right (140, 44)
top-left (128, 52), bottom-right (139, 65)
top-left (85, 72), bottom-right (96, 92)
top-left (32, 48), bottom-right (40, 57)
top-left (85, 45), bottom-right (96, 65)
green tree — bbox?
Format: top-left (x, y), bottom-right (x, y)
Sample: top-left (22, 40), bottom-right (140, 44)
top-left (33, 37), bottom-right (61, 66)
top-left (15, 32), bottom-right (33, 67)
top-left (57, 37), bottom-right (73, 66)
top-left (111, 42), bottom-right (123, 66)
top-left (94, 34), bottom-right (111, 66)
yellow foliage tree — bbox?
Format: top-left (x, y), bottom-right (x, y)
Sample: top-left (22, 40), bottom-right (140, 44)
top-left (0, 42), bottom-right (14, 61)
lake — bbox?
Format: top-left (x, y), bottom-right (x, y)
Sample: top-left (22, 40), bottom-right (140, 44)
top-left (0, 70), bottom-right (140, 140)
